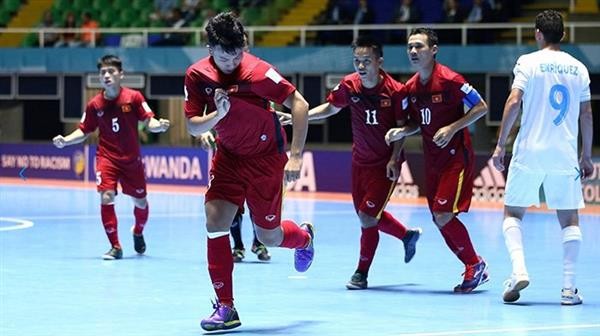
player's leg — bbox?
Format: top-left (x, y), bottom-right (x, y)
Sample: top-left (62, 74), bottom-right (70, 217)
top-left (96, 156), bottom-right (122, 260)
top-left (501, 165), bottom-right (545, 301)
top-left (200, 151), bottom-right (245, 331)
top-left (201, 199), bottom-right (241, 331)
top-left (430, 161), bottom-right (487, 293)
top-left (544, 173), bottom-right (584, 305)
top-left (230, 211), bottom-right (245, 262)
top-left (250, 222), bottom-right (271, 261)
top-left (121, 159), bottom-right (149, 255)
top-left (248, 154), bottom-right (312, 272)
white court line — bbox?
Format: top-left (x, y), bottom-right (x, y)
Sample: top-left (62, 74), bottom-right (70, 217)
top-left (0, 217), bottom-right (34, 232)
top-left (397, 324), bottom-right (600, 336)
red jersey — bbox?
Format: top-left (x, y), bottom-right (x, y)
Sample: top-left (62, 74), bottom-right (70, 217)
top-left (328, 70), bottom-right (407, 166)
top-left (184, 52), bottom-right (296, 158)
top-left (79, 87), bottom-right (154, 163)
top-left (403, 62), bottom-right (481, 167)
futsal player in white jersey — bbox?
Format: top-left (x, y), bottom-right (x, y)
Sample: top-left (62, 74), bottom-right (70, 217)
top-left (492, 9), bottom-right (594, 305)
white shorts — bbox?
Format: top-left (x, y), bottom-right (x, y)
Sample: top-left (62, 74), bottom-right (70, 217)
top-left (504, 164), bottom-right (584, 210)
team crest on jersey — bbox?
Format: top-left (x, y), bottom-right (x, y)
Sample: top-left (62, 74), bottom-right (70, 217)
top-left (96, 110), bottom-right (104, 117)
top-left (351, 96), bottom-right (360, 103)
top-left (121, 104), bottom-right (131, 113)
top-left (432, 94), bottom-right (443, 103)
top-left (205, 87), bottom-right (213, 95)
top-left (380, 98), bottom-right (391, 107)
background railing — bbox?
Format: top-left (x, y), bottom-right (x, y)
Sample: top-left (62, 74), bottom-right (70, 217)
top-left (1, 21), bottom-right (600, 48)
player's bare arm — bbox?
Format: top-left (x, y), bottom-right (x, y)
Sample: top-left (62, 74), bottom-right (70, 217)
top-left (433, 99), bottom-right (488, 148)
top-left (282, 90), bottom-right (309, 183)
top-left (146, 117), bottom-right (171, 133)
top-left (579, 100), bottom-right (594, 179)
top-left (385, 118), bottom-right (419, 145)
top-left (308, 102), bottom-right (342, 121)
top-left (186, 88), bottom-right (230, 137)
top-left (492, 88), bottom-right (523, 171)
top-left (52, 129), bottom-right (89, 148)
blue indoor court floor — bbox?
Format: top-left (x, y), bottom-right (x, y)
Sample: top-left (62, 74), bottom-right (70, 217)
top-left (1, 183), bottom-right (599, 336)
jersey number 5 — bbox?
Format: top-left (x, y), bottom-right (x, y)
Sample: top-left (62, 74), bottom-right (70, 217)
top-left (549, 84), bottom-right (569, 126)
top-left (112, 117), bottom-right (120, 132)
top-left (365, 109), bottom-right (379, 125)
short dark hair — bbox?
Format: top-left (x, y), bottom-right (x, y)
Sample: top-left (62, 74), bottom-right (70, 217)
top-left (205, 11), bottom-right (246, 53)
top-left (97, 54), bottom-right (122, 71)
top-left (351, 35), bottom-right (383, 58)
top-left (535, 10), bottom-right (564, 44)
top-left (408, 27), bottom-right (438, 47)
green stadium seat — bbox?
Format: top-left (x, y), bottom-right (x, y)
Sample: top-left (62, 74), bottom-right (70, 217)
top-left (5, 0), bottom-right (21, 13)
top-left (0, 9), bottom-right (11, 26)
top-left (119, 9), bottom-right (138, 25)
top-left (72, 0), bottom-right (88, 12)
top-left (131, 0), bottom-right (148, 11)
top-left (92, 0), bottom-right (111, 11)
top-left (21, 33), bottom-right (39, 47)
top-left (212, 0), bottom-right (230, 12)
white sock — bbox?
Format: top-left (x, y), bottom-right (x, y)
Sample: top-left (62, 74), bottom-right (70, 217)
top-left (503, 217), bottom-right (528, 276)
top-left (562, 225), bottom-right (582, 290)
top-left (207, 231), bottom-right (229, 239)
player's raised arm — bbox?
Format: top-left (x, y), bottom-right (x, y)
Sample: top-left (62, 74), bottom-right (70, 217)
top-left (52, 128), bottom-right (89, 148)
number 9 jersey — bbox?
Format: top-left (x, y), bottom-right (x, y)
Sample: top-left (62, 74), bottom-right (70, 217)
top-left (511, 49), bottom-right (591, 173)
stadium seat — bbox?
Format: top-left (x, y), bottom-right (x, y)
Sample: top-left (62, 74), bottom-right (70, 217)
top-left (0, 9), bottom-right (10, 27)
top-left (92, 0), bottom-right (111, 11)
top-left (21, 34), bottom-right (38, 47)
top-left (212, 0), bottom-right (230, 12)
top-left (4, 0), bottom-right (21, 14)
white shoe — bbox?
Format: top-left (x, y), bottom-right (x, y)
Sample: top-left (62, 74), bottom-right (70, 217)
top-left (502, 273), bottom-right (529, 303)
top-left (561, 288), bottom-right (583, 305)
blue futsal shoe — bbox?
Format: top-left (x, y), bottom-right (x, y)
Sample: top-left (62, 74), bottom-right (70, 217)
top-left (402, 228), bottom-right (422, 263)
top-left (454, 257), bottom-right (489, 293)
top-left (294, 222), bottom-right (315, 272)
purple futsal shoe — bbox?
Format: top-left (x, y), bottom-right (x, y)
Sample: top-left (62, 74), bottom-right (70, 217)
top-left (200, 300), bottom-right (241, 331)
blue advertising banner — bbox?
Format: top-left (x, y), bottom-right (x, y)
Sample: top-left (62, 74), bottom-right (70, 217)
top-left (0, 143), bottom-right (86, 180)
top-left (87, 145), bottom-right (211, 186)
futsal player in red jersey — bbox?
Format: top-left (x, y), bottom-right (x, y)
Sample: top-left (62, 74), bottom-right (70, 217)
top-left (183, 12), bottom-right (314, 331)
top-left (282, 36), bottom-right (422, 290)
top-left (386, 28), bottom-right (490, 293)
top-left (52, 54), bottom-right (170, 260)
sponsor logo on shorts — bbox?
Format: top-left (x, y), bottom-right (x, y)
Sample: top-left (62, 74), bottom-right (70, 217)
top-left (265, 215), bottom-right (276, 222)
top-left (366, 201), bottom-right (375, 208)
top-left (437, 198), bottom-right (448, 205)
top-left (260, 134), bottom-right (267, 141)
top-left (213, 281), bottom-right (224, 289)
top-left (136, 188), bottom-right (145, 194)
top-left (473, 158), bottom-right (505, 202)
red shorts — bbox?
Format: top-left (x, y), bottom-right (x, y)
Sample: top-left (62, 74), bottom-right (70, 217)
top-left (205, 150), bottom-right (287, 230)
top-left (352, 163), bottom-right (397, 219)
top-left (95, 155), bottom-right (147, 198)
top-left (425, 156), bottom-right (474, 213)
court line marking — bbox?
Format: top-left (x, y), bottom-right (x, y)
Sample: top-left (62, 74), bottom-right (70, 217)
top-left (0, 217), bottom-right (34, 232)
top-left (397, 324), bottom-right (600, 336)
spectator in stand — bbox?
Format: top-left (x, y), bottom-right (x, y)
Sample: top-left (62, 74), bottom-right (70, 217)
top-left (353, 0), bottom-right (374, 25)
top-left (39, 10), bottom-right (59, 47)
top-left (442, 0), bottom-right (464, 44)
top-left (150, 0), bottom-right (177, 23)
top-left (54, 11), bottom-right (80, 47)
top-left (153, 8), bottom-right (188, 46)
top-left (396, 0), bottom-right (420, 23)
top-left (465, 0), bottom-right (493, 43)
top-left (181, 0), bottom-right (205, 22)
top-left (80, 11), bottom-right (100, 47)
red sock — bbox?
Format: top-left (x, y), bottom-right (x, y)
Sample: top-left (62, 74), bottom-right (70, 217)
top-left (133, 205), bottom-right (149, 235)
top-left (279, 220), bottom-right (310, 249)
top-left (357, 226), bottom-right (379, 273)
top-left (377, 211), bottom-right (407, 239)
top-left (440, 217), bottom-right (479, 265)
top-left (101, 204), bottom-right (120, 248)
top-left (207, 235), bottom-right (234, 306)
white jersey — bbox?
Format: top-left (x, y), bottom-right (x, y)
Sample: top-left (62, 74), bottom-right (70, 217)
top-left (511, 49), bottom-right (591, 173)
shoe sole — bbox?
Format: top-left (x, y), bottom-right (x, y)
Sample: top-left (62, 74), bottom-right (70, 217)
top-left (503, 279), bottom-right (529, 303)
top-left (201, 320), bottom-right (242, 331)
top-left (346, 283), bottom-right (368, 290)
top-left (454, 269), bottom-right (490, 293)
top-left (561, 299), bottom-right (583, 306)
top-left (404, 228), bottom-right (422, 263)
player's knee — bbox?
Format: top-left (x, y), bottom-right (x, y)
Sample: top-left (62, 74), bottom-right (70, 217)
top-left (432, 212), bottom-right (452, 228)
top-left (100, 191), bottom-right (115, 204)
top-left (133, 197), bottom-right (147, 208)
top-left (562, 225), bottom-right (582, 243)
top-left (502, 217), bottom-right (522, 233)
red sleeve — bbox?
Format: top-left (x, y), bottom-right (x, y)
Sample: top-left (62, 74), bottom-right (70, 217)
top-left (250, 62), bottom-right (296, 105)
top-left (79, 101), bottom-right (98, 134)
top-left (184, 68), bottom-right (209, 119)
top-left (326, 81), bottom-right (350, 109)
top-left (135, 91), bottom-right (154, 121)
